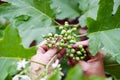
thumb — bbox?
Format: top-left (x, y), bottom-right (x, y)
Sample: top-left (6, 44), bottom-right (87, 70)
top-left (79, 60), bottom-right (89, 71)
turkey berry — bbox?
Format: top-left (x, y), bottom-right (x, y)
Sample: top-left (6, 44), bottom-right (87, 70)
top-left (42, 22), bottom-right (86, 61)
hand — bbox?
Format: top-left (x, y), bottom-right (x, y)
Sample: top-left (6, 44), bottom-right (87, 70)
top-left (30, 40), bottom-right (66, 78)
top-left (30, 40), bottom-right (58, 77)
top-left (73, 40), bottom-right (106, 78)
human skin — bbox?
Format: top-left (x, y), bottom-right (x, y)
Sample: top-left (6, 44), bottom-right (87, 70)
top-left (73, 40), bottom-right (106, 77)
top-left (31, 40), bottom-right (106, 78)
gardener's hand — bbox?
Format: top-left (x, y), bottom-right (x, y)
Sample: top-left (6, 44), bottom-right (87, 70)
top-left (31, 41), bottom-right (57, 74)
top-left (73, 40), bottom-right (106, 78)
top-left (30, 40), bottom-right (66, 76)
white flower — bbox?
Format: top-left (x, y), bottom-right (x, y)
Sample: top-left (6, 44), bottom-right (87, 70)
top-left (52, 59), bottom-right (60, 68)
top-left (12, 74), bottom-right (31, 80)
top-left (17, 59), bottom-right (29, 70)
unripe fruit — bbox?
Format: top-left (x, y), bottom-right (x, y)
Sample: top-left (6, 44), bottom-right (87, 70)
top-left (67, 45), bottom-right (72, 48)
top-left (75, 57), bottom-right (80, 61)
top-left (78, 45), bottom-right (83, 49)
top-left (48, 44), bottom-right (52, 48)
top-left (61, 30), bottom-right (66, 35)
top-left (72, 27), bottom-right (77, 31)
top-left (70, 54), bottom-right (74, 57)
top-left (48, 33), bottom-right (53, 37)
top-left (42, 35), bottom-right (46, 38)
top-left (51, 41), bottom-right (56, 44)
top-left (70, 40), bottom-right (76, 44)
top-left (64, 22), bottom-right (69, 28)
top-left (59, 26), bottom-right (64, 30)
top-left (42, 21), bottom-right (87, 61)
top-left (76, 51), bottom-right (82, 55)
top-left (54, 34), bottom-right (59, 38)
top-left (66, 30), bottom-right (71, 34)
top-left (71, 49), bottom-right (75, 53)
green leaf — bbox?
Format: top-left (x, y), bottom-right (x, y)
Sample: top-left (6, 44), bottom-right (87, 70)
top-left (65, 65), bottom-right (84, 80)
top-left (78, 0), bottom-right (99, 27)
top-left (113, 0), bottom-right (120, 14)
top-left (0, 58), bottom-right (18, 80)
top-left (104, 52), bottom-right (120, 80)
top-left (0, 0), bottom-right (56, 47)
top-left (51, 0), bottom-right (81, 19)
top-left (47, 69), bottom-right (62, 80)
top-left (87, 0), bottom-right (120, 63)
top-left (0, 25), bottom-right (36, 58)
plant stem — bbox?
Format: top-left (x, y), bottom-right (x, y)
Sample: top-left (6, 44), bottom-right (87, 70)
top-left (45, 54), bottom-right (57, 74)
top-left (30, 60), bottom-right (46, 67)
top-left (76, 33), bottom-right (87, 37)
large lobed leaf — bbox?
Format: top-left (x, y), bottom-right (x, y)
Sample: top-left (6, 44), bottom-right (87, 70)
top-left (104, 53), bottom-right (120, 80)
top-left (87, 0), bottom-right (120, 63)
top-left (65, 65), bottom-right (105, 80)
top-left (0, 25), bottom-right (36, 58)
top-left (0, 24), bottom-right (36, 80)
top-left (0, 58), bottom-right (18, 80)
top-left (51, 0), bottom-right (81, 19)
top-left (0, 0), bottom-right (56, 47)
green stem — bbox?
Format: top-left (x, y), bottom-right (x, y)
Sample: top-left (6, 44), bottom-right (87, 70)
top-left (76, 33), bottom-right (87, 37)
top-left (30, 60), bottom-right (46, 67)
top-left (45, 54), bottom-right (57, 74)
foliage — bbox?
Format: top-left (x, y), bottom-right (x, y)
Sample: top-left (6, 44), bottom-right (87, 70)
top-left (0, 0), bottom-right (120, 80)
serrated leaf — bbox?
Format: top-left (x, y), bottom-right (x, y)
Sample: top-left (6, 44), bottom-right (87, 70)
top-left (51, 0), bottom-right (81, 19)
top-left (47, 69), bottom-right (62, 80)
top-left (104, 52), bottom-right (120, 80)
top-left (0, 25), bottom-right (36, 58)
top-left (113, 0), bottom-right (120, 14)
top-left (0, 58), bottom-right (18, 80)
top-left (87, 0), bottom-right (120, 64)
top-left (78, 0), bottom-right (99, 27)
top-left (0, 0), bottom-right (56, 47)
top-left (65, 65), bottom-right (83, 80)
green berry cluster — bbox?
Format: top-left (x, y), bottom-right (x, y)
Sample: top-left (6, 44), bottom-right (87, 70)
top-left (66, 45), bottom-right (86, 61)
top-left (42, 22), bottom-right (86, 61)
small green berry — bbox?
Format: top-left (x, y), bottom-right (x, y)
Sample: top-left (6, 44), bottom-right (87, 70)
top-left (66, 53), bottom-right (69, 56)
top-left (71, 49), bottom-right (75, 53)
top-left (76, 51), bottom-right (82, 55)
top-left (64, 22), bottom-right (69, 28)
top-left (67, 45), bottom-right (72, 48)
top-left (59, 47), bottom-right (62, 50)
top-left (48, 33), bottom-right (53, 37)
top-left (67, 36), bottom-right (72, 40)
top-left (51, 41), bottom-right (56, 44)
top-left (70, 54), bottom-right (74, 57)
top-left (78, 45), bottom-right (83, 49)
top-left (61, 39), bottom-right (64, 42)
top-left (80, 56), bottom-right (85, 60)
top-left (61, 30), bottom-right (66, 35)
top-left (72, 27), bottom-right (77, 31)
top-left (48, 44), bottom-right (52, 48)
top-left (75, 57), bottom-right (80, 61)
top-left (42, 35), bottom-right (46, 38)
top-left (70, 40), bottom-right (76, 44)
top-left (59, 26), bottom-right (64, 30)
top-left (54, 34), bottom-right (59, 38)
top-left (73, 57), bottom-right (75, 60)
top-left (66, 30), bottom-right (71, 34)
top-left (81, 48), bottom-right (85, 52)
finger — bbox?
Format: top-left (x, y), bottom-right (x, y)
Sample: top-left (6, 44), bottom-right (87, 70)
top-left (37, 40), bottom-right (49, 50)
top-left (87, 51), bottom-right (104, 63)
top-left (57, 48), bottom-right (66, 59)
top-left (79, 60), bottom-right (89, 71)
top-left (36, 47), bottom-right (46, 54)
top-left (72, 40), bottom-right (89, 48)
top-left (44, 48), bottom-right (58, 60)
